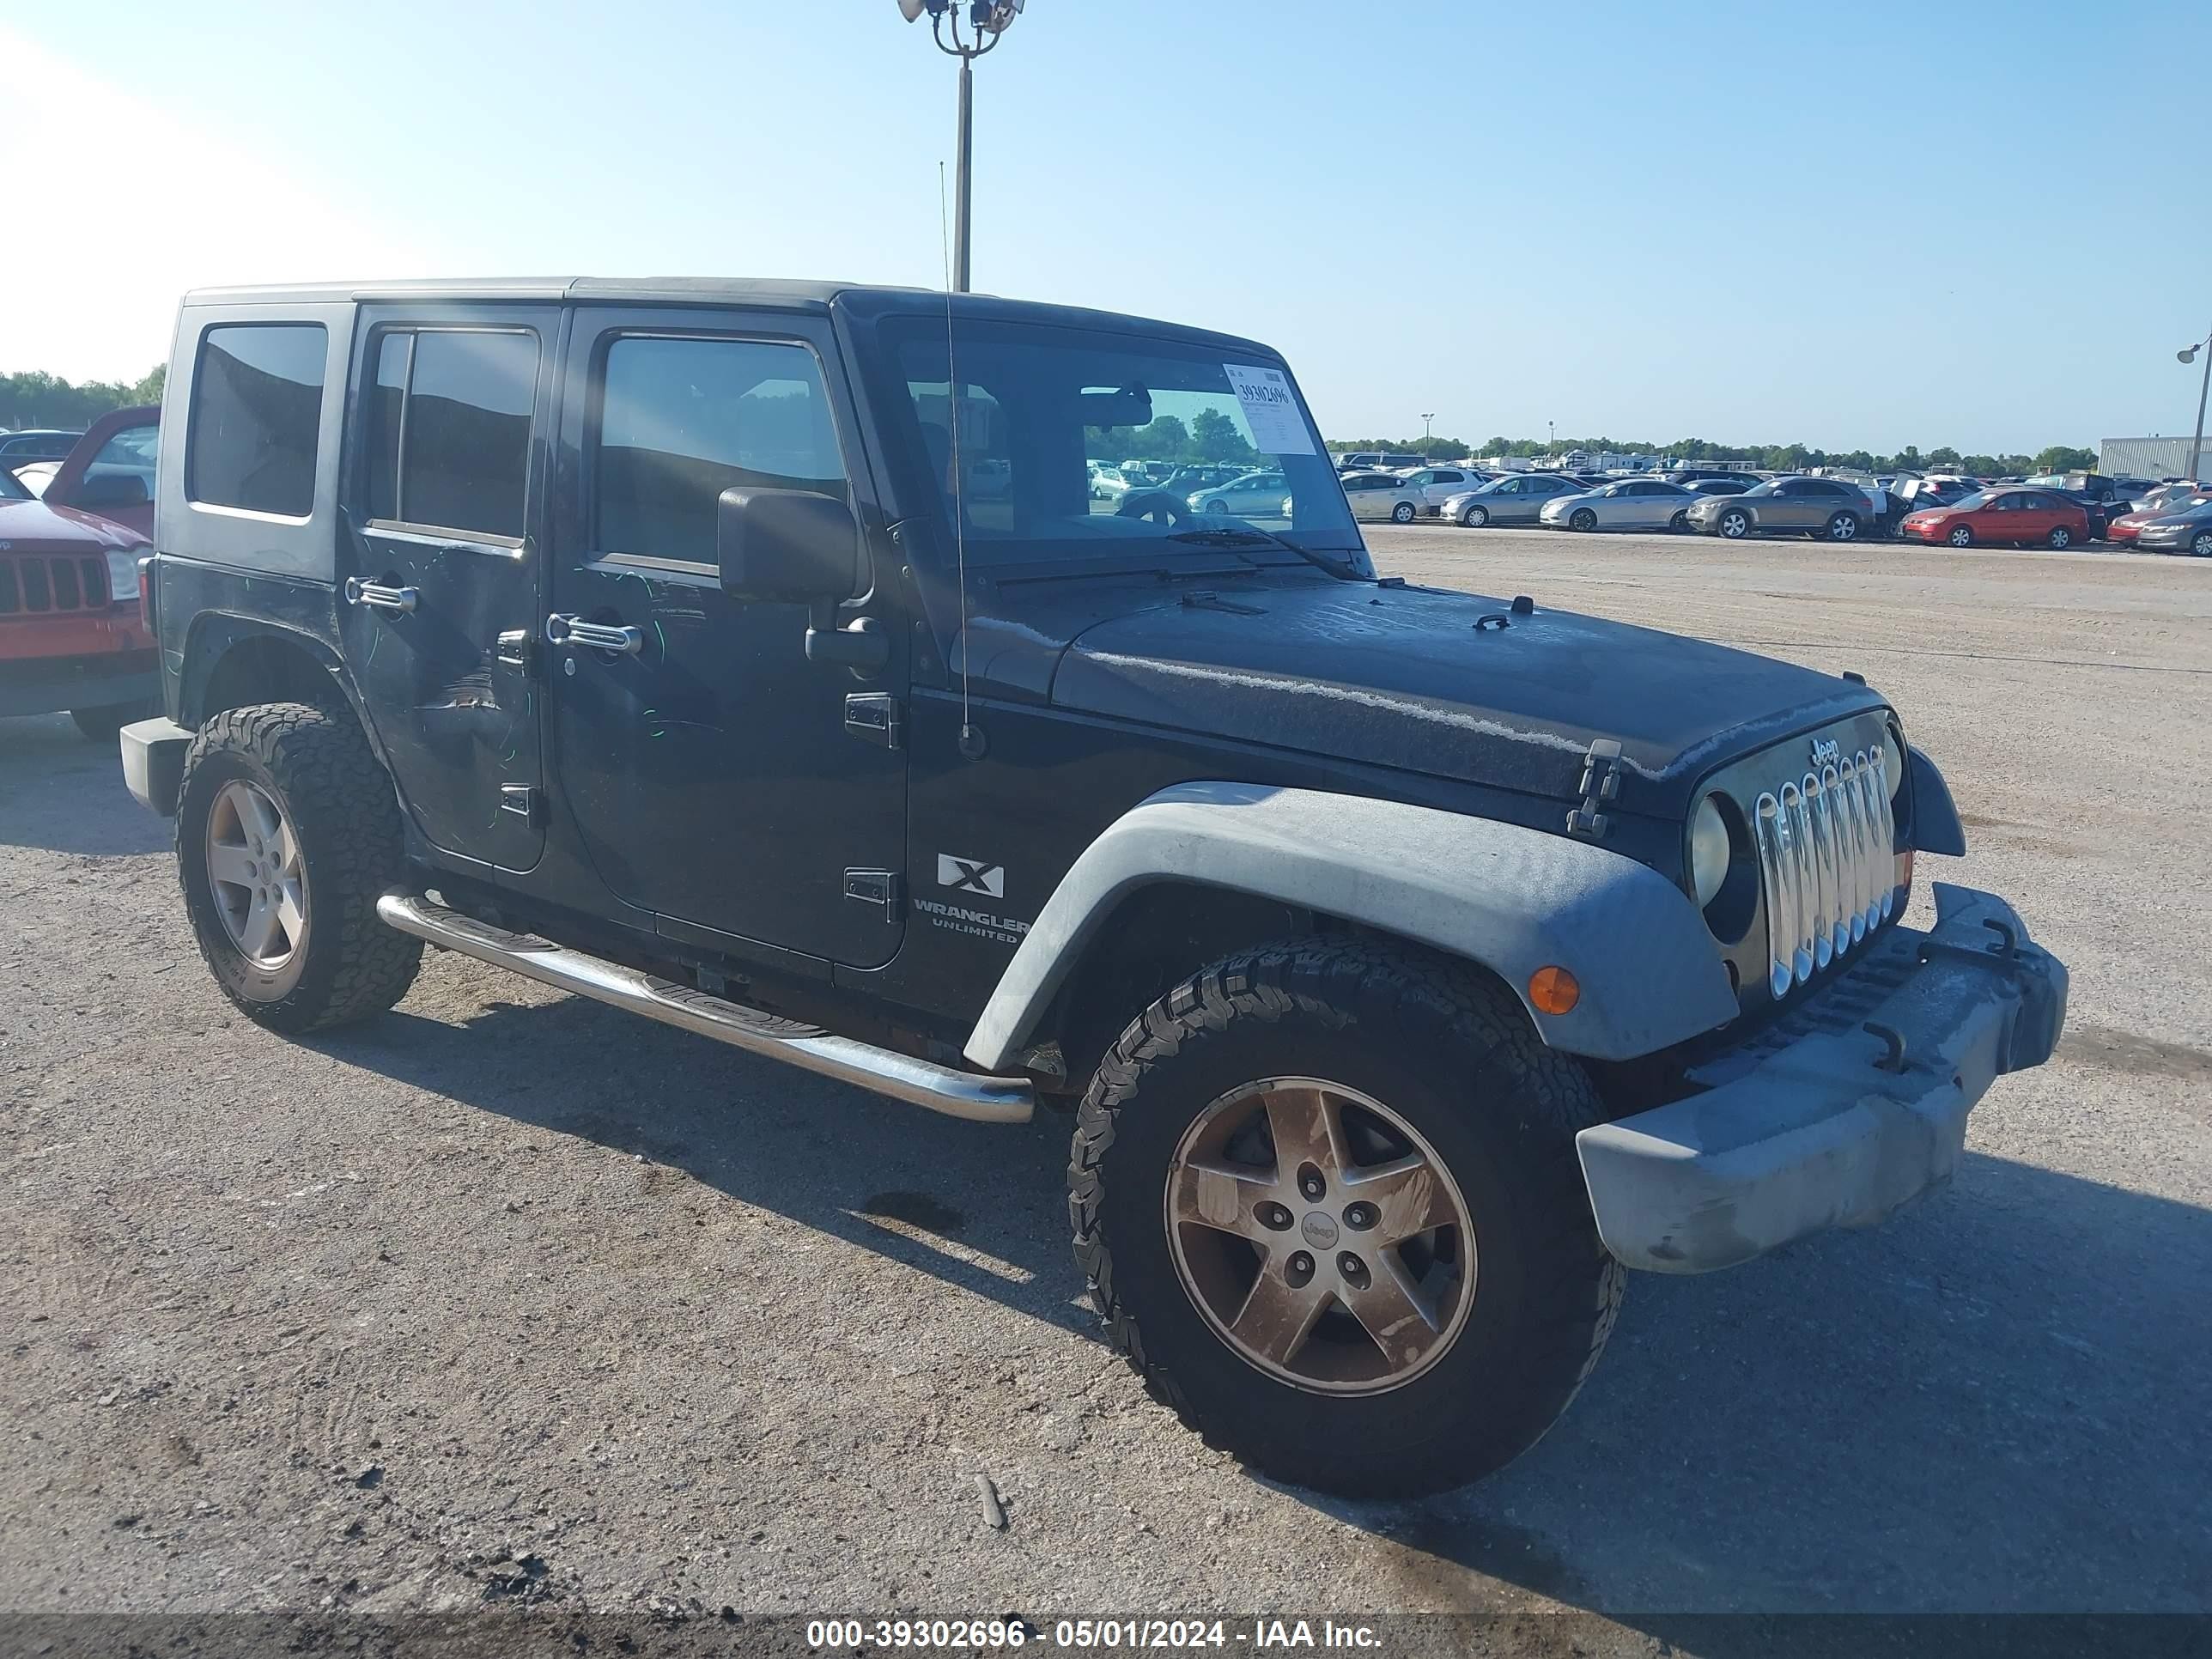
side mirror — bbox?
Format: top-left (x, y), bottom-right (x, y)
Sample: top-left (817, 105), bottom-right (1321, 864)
top-left (72, 472), bottom-right (150, 509)
top-left (715, 486), bottom-right (888, 673)
top-left (717, 486), bottom-right (860, 603)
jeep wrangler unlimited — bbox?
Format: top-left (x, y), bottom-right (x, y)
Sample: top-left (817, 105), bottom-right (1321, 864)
top-left (119, 280), bottom-right (2066, 1498)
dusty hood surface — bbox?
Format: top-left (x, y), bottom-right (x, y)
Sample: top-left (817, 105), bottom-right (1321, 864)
top-left (1039, 577), bottom-right (1882, 817)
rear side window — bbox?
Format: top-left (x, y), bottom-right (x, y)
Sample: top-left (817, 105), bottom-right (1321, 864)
top-left (187, 324), bottom-right (326, 517)
top-left (594, 335), bottom-right (847, 566)
top-left (370, 330), bottom-right (538, 541)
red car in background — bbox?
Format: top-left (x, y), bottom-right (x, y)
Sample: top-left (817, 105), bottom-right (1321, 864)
top-left (0, 410), bottom-right (160, 740)
top-left (1899, 486), bottom-right (2092, 550)
top-left (2106, 483), bottom-right (2210, 546)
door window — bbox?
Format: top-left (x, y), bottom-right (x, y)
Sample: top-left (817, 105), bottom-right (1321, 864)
top-left (187, 323), bottom-right (326, 517)
top-left (362, 328), bottom-right (538, 542)
top-left (594, 336), bottom-right (848, 568)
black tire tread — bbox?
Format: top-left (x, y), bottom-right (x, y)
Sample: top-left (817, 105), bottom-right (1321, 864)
top-left (179, 702), bottom-right (421, 1032)
top-left (1066, 937), bottom-right (1624, 1496)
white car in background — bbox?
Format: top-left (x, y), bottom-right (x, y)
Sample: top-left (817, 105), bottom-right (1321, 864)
top-left (1396, 466), bottom-right (1487, 516)
top-left (1089, 463), bottom-right (1132, 501)
top-left (1338, 470), bottom-right (1425, 524)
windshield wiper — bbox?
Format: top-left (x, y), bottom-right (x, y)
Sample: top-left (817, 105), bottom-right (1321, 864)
top-left (1166, 526), bottom-right (1361, 579)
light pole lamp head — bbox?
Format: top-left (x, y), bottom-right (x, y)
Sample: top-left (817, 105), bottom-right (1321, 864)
top-left (974, 0), bottom-right (1024, 29)
top-left (2182, 345), bottom-right (2201, 365)
top-left (896, 0), bottom-right (945, 21)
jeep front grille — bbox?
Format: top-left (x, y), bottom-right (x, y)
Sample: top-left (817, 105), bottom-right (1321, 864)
top-left (1752, 747), bottom-right (1896, 1000)
top-left (0, 554), bottom-right (107, 617)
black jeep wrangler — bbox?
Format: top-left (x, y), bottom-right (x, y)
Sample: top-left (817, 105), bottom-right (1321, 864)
top-left (119, 279), bottom-right (2066, 1498)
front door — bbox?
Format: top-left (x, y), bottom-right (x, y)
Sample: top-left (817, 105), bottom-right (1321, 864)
top-left (338, 306), bottom-right (559, 872)
top-left (544, 307), bottom-right (908, 969)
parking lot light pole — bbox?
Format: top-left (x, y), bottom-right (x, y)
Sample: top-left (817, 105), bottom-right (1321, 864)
top-left (1421, 412), bottom-right (1436, 443)
top-left (898, 0), bottom-right (1027, 293)
top-left (2179, 328), bottom-right (2212, 483)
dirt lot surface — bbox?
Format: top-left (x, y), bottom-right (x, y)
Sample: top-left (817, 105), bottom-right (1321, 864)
top-left (3, 529), bottom-right (2208, 1632)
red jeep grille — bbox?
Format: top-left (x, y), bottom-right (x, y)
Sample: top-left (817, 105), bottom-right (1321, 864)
top-left (0, 554), bottom-right (108, 616)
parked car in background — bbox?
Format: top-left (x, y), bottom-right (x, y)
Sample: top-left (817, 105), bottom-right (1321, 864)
top-left (1899, 489), bottom-right (2090, 550)
top-left (1399, 466), bottom-right (1485, 514)
top-left (1663, 467), bottom-right (1759, 486)
top-left (1337, 470), bottom-right (1425, 523)
top-left (1440, 471), bottom-right (1588, 526)
top-left (2106, 485), bottom-right (2211, 546)
top-left (1684, 477), bottom-right (1872, 542)
top-left (1334, 451), bottom-right (1425, 473)
top-left (34, 405), bottom-right (159, 539)
top-left (0, 463), bottom-right (157, 738)
top-left (1089, 463), bottom-right (1133, 501)
top-left (1190, 470), bottom-right (1290, 517)
top-left (1539, 477), bottom-right (1696, 532)
top-left (1155, 464), bottom-right (1248, 501)
top-left (2132, 500), bottom-right (2212, 557)
top-left (0, 428), bottom-right (85, 477)
top-left (10, 461), bottom-right (60, 497)
top-left (1680, 476), bottom-right (1756, 498)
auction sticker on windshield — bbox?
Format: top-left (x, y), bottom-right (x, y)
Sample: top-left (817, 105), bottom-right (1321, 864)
top-left (1223, 364), bottom-right (1315, 456)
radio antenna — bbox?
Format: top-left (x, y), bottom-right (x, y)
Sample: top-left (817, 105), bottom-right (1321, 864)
top-left (939, 161), bottom-right (981, 760)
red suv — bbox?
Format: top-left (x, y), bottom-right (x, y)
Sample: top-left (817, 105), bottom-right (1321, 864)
top-left (0, 410), bottom-right (159, 739)
top-left (1899, 487), bottom-right (2092, 550)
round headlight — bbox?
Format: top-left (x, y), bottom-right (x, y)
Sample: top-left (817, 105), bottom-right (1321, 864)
top-left (1881, 728), bottom-right (1905, 799)
top-left (1691, 794), bottom-right (1731, 908)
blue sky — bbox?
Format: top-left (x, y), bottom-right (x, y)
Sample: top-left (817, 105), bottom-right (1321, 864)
top-left (9, 0), bottom-right (2209, 455)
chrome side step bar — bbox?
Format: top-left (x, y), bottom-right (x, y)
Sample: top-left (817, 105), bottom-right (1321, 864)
top-left (375, 895), bottom-right (1034, 1125)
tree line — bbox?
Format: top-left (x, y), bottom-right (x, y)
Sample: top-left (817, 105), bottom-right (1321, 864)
top-left (1328, 433), bottom-right (2102, 477)
top-left (1, 366), bottom-right (167, 432)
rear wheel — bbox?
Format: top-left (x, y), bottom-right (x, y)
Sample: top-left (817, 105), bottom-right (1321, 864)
top-left (1825, 511), bottom-right (1861, 542)
top-left (1068, 940), bottom-right (1623, 1498)
top-left (2046, 525), bottom-right (2073, 550)
top-left (1668, 510), bottom-right (1690, 532)
top-left (1569, 508), bottom-right (1597, 532)
top-left (177, 702), bottom-right (422, 1032)
top-left (69, 698), bottom-right (155, 743)
top-left (1390, 501), bottom-right (1417, 524)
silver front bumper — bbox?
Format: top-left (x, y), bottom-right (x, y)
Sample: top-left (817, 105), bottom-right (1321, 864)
top-left (1576, 884), bottom-right (2068, 1273)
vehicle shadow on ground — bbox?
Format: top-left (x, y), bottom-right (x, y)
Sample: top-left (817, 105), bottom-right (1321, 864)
top-left (318, 994), bottom-right (2212, 1616)
top-left (0, 715), bottom-right (171, 857)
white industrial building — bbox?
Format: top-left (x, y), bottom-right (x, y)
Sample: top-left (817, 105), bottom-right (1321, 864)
top-left (2100, 437), bottom-right (2206, 479)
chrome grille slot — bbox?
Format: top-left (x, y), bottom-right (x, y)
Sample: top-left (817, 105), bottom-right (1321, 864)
top-left (1754, 741), bottom-right (1899, 1000)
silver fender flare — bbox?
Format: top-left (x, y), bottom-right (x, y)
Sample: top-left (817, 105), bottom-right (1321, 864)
top-left (962, 781), bottom-right (1739, 1073)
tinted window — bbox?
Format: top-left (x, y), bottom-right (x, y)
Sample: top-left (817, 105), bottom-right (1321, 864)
top-left (399, 331), bottom-right (537, 540)
top-left (187, 324), bottom-right (325, 516)
top-left (363, 332), bottom-right (409, 522)
top-left (597, 336), bottom-right (847, 566)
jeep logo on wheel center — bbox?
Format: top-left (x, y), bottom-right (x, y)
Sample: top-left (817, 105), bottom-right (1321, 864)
top-left (112, 274), bottom-right (2068, 1500)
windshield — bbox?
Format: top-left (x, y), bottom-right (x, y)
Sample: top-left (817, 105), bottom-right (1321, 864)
top-left (0, 466), bottom-right (29, 501)
top-left (885, 318), bottom-right (1366, 573)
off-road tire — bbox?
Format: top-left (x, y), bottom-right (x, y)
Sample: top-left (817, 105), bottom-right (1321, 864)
top-left (1067, 939), bottom-right (1624, 1498)
top-left (69, 699), bottom-right (155, 743)
top-left (176, 702), bottom-right (421, 1032)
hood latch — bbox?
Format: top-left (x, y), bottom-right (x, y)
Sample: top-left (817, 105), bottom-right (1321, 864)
top-left (1566, 738), bottom-right (1625, 839)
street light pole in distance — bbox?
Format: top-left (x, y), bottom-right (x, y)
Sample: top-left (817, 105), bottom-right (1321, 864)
top-left (897, 0), bottom-right (1028, 294)
top-left (2179, 326), bottom-right (2212, 483)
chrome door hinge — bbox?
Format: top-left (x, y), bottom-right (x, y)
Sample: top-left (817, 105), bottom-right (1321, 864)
top-left (843, 869), bottom-right (902, 919)
top-left (1566, 738), bottom-right (1625, 839)
top-left (495, 629), bottom-right (536, 673)
top-left (499, 784), bottom-right (542, 826)
top-left (844, 692), bottom-right (902, 750)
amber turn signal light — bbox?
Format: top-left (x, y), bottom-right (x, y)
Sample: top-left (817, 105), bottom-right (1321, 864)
top-left (1528, 965), bottom-right (1580, 1016)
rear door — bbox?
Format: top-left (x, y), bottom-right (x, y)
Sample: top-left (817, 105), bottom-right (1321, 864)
top-left (338, 305), bottom-right (559, 872)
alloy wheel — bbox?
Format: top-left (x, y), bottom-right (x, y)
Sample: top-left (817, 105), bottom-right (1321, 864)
top-left (205, 780), bottom-right (307, 969)
top-left (1720, 511), bottom-right (1747, 538)
top-left (1164, 1076), bottom-right (1476, 1395)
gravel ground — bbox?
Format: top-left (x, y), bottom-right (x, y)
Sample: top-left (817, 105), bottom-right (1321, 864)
top-left (2, 529), bottom-right (2208, 1631)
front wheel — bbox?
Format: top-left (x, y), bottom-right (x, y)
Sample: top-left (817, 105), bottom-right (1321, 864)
top-left (1068, 941), bottom-right (1623, 1498)
top-left (176, 702), bottom-right (422, 1032)
top-left (1569, 508), bottom-right (1597, 532)
top-left (1717, 507), bottom-right (1750, 538)
top-left (1202, 499), bottom-right (1230, 515)
top-left (1390, 501), bottom-right (1418, 524)
top-left (1948, 525), bottom-right (1974, 548)
top-left (1461, 504), bottom-right (1489, 528)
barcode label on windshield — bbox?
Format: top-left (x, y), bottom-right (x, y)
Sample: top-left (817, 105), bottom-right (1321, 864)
top-left (1224, 364), bottom-right (1315, 457)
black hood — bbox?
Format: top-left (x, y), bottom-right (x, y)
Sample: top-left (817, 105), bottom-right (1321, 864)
top-left (985, 575), bottom-right (1882, 818)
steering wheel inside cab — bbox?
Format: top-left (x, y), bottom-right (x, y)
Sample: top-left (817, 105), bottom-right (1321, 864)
top-left (1116, 488), bottom-right (1199, 528)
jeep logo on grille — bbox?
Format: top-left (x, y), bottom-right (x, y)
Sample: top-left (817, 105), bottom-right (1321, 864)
top-left (1810, 737), bottom-right (1841, 766)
